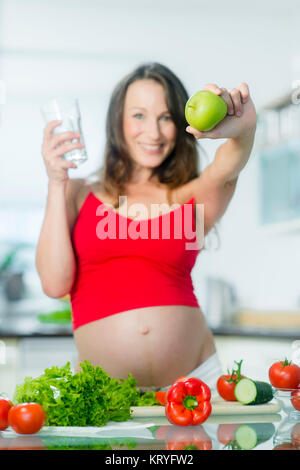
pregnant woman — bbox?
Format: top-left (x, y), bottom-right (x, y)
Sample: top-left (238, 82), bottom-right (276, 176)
top-left (36, 62), bottom-right (257, 393)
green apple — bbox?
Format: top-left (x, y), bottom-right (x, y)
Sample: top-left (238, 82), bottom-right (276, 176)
top-left (185, 90), bottom-right (227, 131)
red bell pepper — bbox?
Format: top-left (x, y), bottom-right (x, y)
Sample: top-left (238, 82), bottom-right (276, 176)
top-left (165, 377), bottom-right (212, 426)
top-left (166, 425), bottom-right (212, 450)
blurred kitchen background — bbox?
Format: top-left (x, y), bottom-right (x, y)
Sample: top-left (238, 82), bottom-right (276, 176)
top-left (1, 0), bottom-right (300, 396)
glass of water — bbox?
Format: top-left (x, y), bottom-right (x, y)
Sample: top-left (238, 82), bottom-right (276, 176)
top-left (41, 98), bottom-right (88, 166)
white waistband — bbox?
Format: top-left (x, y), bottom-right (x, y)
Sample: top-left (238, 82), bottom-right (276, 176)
top-left (161, 352), bottom-right (223, 397)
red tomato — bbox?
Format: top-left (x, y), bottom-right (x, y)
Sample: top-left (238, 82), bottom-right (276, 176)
top-left (217, 376), bottom-right (239, 401)
top-left (291, 423), bottom-right (300, 448)
top-left (155, 391), bottom-right (167, 406)
top-left (217, 424), bottom-right (240, 445)
top-left (273, 442), bottom-right (299, 450)
top-left (269, 360), bottom-right (300, 389)
top-left (0, 434), bottom-right (11, 450)
top-left (0, 399), bottom-right (13, 431)
top-left (217, 360), bottom-right (244, 401)
top-left (8, 403), bottom-right (46, 434)
top-left (8, 436), bottom-right (46, 450)
top-left (291, 389), bottom-right (300, 411)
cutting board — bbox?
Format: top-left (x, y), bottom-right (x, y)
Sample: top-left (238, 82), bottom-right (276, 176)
top-left (131, 399), bottom-right (280, 417)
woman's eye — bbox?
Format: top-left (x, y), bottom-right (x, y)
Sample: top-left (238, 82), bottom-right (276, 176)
top-left (132, 114), bottom-right (172, 121)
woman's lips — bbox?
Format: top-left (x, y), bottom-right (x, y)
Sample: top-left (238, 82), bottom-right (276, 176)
top-left (139, 143), bottom-right (164, 155)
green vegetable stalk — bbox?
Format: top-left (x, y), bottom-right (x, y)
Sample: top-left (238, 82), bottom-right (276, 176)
top-left (13, 360), bottom-right (143, 427)
top-left (37, 308), bottom-right (72, 324)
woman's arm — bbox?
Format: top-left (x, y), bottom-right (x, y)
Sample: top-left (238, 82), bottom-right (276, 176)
top-left (188, 166), bottom-right (239, 236)
top-left (186, 82), bottom-right (257, 233)
top-left (35, 121), bottom-right (85, 298)
top-left (36, 179), bottom-right (77, 298)
top-left (206, 126), bottom-right (256, 184)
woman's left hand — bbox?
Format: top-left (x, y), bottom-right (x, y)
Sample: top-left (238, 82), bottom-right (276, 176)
top-left (186, 83), bottom-right (257, 140)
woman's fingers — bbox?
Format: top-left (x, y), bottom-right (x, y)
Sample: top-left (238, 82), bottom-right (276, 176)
top-left (186, 126), bottom-right (205, 139)
top-left (47, 154), bottom-right (77, 171)
top-left (61, 160), bottom-right (77, 169)
top-left (204, 84), bottom-right (235, 116)
top-left (220, 88), bottom-right (235, 116)
top-left (51, 131), bottom-right (81, 149)
top-left (42, 135), bottom-right (83, 169)
top-left (238, 82), bottom-right (250, 104)
top-left (229, 88), bottom-right (243, 116)
top-left (204, 83), bottom-right (235, 116)
top-left (43, 122), bottom-right (81, 152)
top-left (203, 82), bottom-right (250, 116)
top-left (52, 141), bottom-right (84, 158)
top-left (41, 121), bottom-right (81, 182)
top-left (186, 126), bottom-right (219, 140)
top-left (226, 83), bottom-right (250, 116)
top-left (43, 120), bottom-right (62, 139)
top-left (203, 83), bottom-right (223, 95)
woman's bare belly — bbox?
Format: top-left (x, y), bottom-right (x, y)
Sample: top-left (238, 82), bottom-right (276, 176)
top-left (73, 305), bottom-right (216, 388)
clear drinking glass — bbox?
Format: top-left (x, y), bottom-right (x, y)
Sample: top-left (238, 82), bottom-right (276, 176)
top-left (41, 98), bottom-right (88, 166)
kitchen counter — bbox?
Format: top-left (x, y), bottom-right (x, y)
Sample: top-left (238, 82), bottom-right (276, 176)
top-left (0, 411), bottom-right (297, 451)
top-left (212, 323), bottom-right (300, 340)
top-left (0, 313), bottom-right (72, 338)
top-left (0, 314), bottom-right (299, 339)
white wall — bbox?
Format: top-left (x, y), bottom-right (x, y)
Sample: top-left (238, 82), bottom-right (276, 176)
top-left (0, 0), bottom-right (299, 311)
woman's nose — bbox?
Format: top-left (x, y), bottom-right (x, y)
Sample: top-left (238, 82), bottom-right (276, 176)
top-left (145, 118), bottom-right (161, 140)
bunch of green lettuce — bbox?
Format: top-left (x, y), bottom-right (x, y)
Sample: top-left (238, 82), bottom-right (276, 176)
top-left (137, 391), bottom-right (161, 406)
top-left (13, 360), bottom-right (142, 427)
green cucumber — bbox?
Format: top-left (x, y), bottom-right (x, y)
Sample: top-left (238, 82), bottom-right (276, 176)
top-left (235, 423), bottom-right (275, 450)
top-left (235, 424), bottom-right (257, 449)
top-left (234, 378), bottom-right (273, 405)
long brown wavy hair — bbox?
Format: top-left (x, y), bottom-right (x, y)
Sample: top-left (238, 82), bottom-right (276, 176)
top-left (88, 62), bottom-right (205, 209)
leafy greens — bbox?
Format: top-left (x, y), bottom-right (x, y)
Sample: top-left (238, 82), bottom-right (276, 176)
top-left (13, 360), bottom-right (154, 427)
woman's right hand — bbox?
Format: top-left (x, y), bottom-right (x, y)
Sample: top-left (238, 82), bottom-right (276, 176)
top-left (41, 121), bottom-right (85, 184)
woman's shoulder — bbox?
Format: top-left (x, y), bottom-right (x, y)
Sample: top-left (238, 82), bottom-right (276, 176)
top-left (71, 177), bottom-right (111, 214)
top-left (64, 177), bottom-right (90, 218)
top-left (172, 178), bottom-right (198, 205)
top-left (68, 178), bottom-right (95, 214)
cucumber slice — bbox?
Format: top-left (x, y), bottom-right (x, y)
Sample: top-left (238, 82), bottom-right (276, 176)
top-left (234, 378), bottom-right (273, 405)
top-left (235, 423), bottom-right (275, 450)
top-left (235, 425), bottom-right (257, 450)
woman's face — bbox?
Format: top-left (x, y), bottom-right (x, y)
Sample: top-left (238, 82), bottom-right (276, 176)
top-left (122, 79), bottom-right (177, 175)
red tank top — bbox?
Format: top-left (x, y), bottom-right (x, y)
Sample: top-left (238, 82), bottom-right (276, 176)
top-left (70, 192), bottom-right (200, 330)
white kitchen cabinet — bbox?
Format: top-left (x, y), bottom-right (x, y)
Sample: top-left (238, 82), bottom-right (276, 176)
top-left (215, 335), bottom-right (293, 381)
top-left (17, 337), bottom-right (78, 384)
top-left (0, 338), bottom-right (20, 398)
top-left (0, 336), bottom-right (78, 399)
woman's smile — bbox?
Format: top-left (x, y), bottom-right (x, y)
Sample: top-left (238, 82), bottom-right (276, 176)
top-left (139, 142), bottom-right (164, 155)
